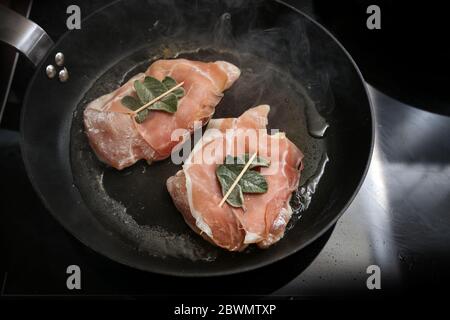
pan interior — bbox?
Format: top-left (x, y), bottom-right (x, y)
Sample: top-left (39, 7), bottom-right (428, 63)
top-left (22, 0), bottom-right (372, 275)
top-left (70, 43), bottom-right (329, 263)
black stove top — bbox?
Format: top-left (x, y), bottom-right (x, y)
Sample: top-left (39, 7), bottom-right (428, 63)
top-left (1, 0), bottom-right (449, 299)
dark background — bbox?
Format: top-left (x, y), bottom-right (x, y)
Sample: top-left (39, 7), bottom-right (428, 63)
top-left (0, 0), bottom-right (449, 298)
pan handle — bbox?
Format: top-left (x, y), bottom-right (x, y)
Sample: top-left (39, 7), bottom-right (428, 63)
top-left (0, 5), bottom-right (54, 67)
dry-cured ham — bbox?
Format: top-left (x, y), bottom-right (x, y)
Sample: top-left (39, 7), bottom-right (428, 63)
top-left (84, 59), bottom-right (240, 169)
top-left (167, 105), bottom-right (304, 251)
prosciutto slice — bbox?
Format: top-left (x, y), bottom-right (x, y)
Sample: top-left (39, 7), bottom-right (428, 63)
top-left (167, 105), bottom-right (304, 251)
top-left (84, 59), bottom-right (240, 169)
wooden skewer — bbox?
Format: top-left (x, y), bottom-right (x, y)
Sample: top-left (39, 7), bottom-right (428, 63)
top-left (132, 81), bottom-right (185, 115)
top-left (219, 152), bottom-right (257, 207)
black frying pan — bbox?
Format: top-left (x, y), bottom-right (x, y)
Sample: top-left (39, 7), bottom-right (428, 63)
top-left (2, 0), bottom-right (373, 276)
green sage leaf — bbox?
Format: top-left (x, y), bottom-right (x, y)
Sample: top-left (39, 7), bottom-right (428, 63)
top-left (226, 184), bottom-right (244, 207)
top-left (134, 80), bottom-right (153, 104)
top-left (238, 170), bottom-right (268, 193)
top-left (216, 165), bottom-right (245, 207)
top-left (143, 76), bottom-right (166, 96)
top-left (224, 153), bottom-right (271, 169)
top-left (121, 76), bottom-right (183, 122)
top-left (121, 96), bottom-right (142, 111)
top-left (216, 154), bottom-right (269, 208)
top-left (150, 93), bottom-right (178, 113)
top-left (162, 76), bottom-right (185, 99)
top-left (135, 109), bottom-right (149, 124)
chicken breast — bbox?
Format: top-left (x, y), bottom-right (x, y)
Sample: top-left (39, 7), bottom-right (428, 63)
top-left (167, 105), bottom-right (304, 251)
top-left (84, 59), bottom-right (240, 170)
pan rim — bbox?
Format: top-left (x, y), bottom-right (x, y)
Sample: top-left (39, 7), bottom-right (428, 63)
top-left (20, 0), bottom-right (375, 277)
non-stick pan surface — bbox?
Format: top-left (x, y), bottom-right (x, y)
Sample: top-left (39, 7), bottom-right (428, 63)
top-left (21, 0), bottom-right (373, 276)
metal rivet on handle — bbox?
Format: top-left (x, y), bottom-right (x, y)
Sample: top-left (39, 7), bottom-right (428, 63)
top-left (46, 65), bottom-right (56, 78)
top-left (59, 67), bottom-right (69, 82)
top-left (55, 52), bottom-right (65, 66)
